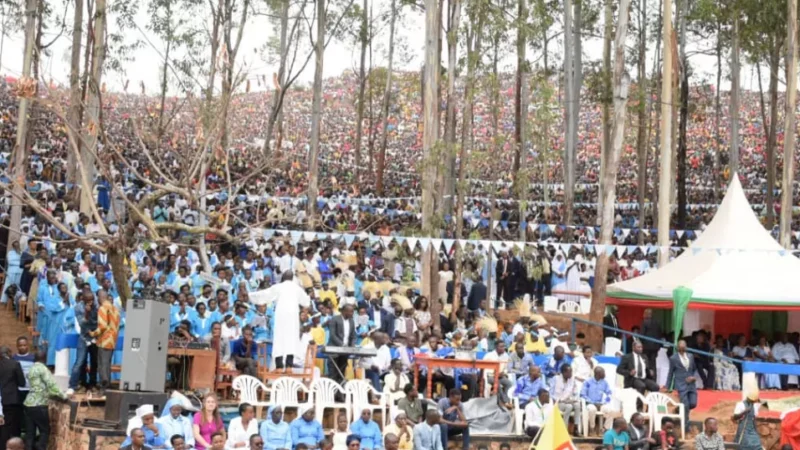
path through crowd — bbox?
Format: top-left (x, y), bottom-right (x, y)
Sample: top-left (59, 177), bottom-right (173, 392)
top-left (0, 305), bottom-right (31, 348)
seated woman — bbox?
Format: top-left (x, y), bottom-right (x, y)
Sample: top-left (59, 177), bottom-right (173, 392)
top-left (754, 336), bottom-right (782, 390)
top-left (260, 406), bottom-right (292, 450)
top-left (121, 405), bottom-right (167, 448)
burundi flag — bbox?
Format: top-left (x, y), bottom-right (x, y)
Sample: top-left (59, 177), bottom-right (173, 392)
top-left (530, 405), bottom-right (578, 450)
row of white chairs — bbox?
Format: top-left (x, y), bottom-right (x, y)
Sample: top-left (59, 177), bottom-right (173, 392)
top-left (511, 363), bottom-right (686, 439)
top-left (232, 376), bottom-right (390, 427)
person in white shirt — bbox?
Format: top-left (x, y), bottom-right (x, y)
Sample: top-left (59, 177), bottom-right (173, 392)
top-left (483, 341), bottom-right (515, 401)
top-left (772, 332), bottom-right (800, 388)
top-left (524, 389), bottom-right (553, 438)
top-left (552, 365), bottom-right (580, 427)
top-left (383, 359), bottom-right (411, 403)
top-left (226, 403), bottom-right (258, 449)
top-left (364, 332), bottom-right (392, 392)
top-left (572, 346), bottom-right (599, 390)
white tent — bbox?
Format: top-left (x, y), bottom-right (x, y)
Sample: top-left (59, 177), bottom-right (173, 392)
top-left (607, 176), bottom-right (800, 310)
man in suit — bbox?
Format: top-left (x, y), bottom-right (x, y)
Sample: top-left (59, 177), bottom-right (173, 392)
top-left (466, 276), bottom-right (487, 313)
top-left (640, 309), bottom-right (663, 371)
top-left (617, 341), bottom-right (660, 394)
top-left (328, 304), bottom-right (356, 384)
top-left (495, 251), bottom-right (519, 307)
top-left (0, 346), bottom-right (26, 450)
top-left (366, 294), bottom-right (395, 338)
top-left (603, 306), bottom-right (621, 340)
top-left (667, 339), bottom-right (698, 432)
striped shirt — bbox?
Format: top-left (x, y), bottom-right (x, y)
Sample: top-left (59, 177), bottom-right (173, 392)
top-left (94, 302), bottom-right (121, 349)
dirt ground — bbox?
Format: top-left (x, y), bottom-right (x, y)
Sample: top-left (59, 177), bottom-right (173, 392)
top-left (0, 304), bottom-right (34, 348)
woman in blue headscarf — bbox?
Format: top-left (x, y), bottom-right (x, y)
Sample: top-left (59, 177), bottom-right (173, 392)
top-left (157, 397), bottom-right (195, 449)
top-left (259, 405), bottom-right (292, 450)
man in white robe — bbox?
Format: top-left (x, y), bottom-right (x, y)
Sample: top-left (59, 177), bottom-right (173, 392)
top-left (772, 333), bottom-right (800, 388)
top-left (259, 271), bottom-right (311, 370)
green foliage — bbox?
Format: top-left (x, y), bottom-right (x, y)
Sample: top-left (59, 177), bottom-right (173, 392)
top-left (107, 0), bottom-right (144, 74)
top-left (146, 0), bottom-right (205, 91)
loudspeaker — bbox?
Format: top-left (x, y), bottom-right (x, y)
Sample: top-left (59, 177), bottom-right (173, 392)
top-left (120, 298), bottom-right (171, 392)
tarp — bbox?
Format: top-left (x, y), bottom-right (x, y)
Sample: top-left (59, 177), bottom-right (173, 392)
top-left (607, 176), bottom-right (800, 310)
top-left (461, 395), bottom-right (514, 435)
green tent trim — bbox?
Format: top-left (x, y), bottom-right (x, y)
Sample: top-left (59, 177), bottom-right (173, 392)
top-left (607, 290), bottom-right (800, 308)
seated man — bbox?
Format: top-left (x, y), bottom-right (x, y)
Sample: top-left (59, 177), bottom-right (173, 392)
top-left (523, 388), bottom-right (552, 439)
top-left (515, 365), bottom-right (546, 407)
top-left (603, 417), bottom-right (630, 450)
top-left (572, 345), bottom-right (598, 390)
top-left (231, 325), bottom-right (258, 376)
top-left (551, 364), bottom-right (580, 429)
top-left (384, 359), bottom-right (411, 404)
top-left (364, 332), bottom-right (392, 392)
top-left (580, 366), bottom-right (617, 435)
top-left (616, 341), bottom-right (659, 394)
top-left (482, 341), bottom-right (516, 402)
top-left (542, 346), bottom-right (569, 381)
top-left (507, 342), bottom-right (535, 383)
top-left (438, 389), bottom-right (470, 450)
top-left (652, 418), bottom-right (681, 450)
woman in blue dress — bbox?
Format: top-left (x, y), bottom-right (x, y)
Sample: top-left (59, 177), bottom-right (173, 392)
top-left (2, 241), bottom-right (23, 302)
top-left (96, 176), bottom-right (111, 212)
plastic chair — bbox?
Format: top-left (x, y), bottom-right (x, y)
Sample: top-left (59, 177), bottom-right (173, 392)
top-left (345, 379), bottom-right (388, 427)
top-left (579, 297), bottom-right (591, 314)
top-left (646, 392), bottom-right (685, 439)
top-left (543, 296), bottom-right (559, 312)
top-left (310, 377), bottom-right (350, 425)
top-left (616, 388), bottom-right (648, 423)
top-left (510, 389), bottom-right (525, 435)
top-left (603, 337), bottom-right (622, 357)
top-left (558, 300), bottom-right (581, 314)
top-left (269, 376), bottom-right (312, 411)
top-left (232, 375), bottom-right (269, 407)
top-left (580, 366), bottom-right (620, 435)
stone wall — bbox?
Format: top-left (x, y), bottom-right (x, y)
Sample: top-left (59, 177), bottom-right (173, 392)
top-left (49, 400), bottom-right (125, 450)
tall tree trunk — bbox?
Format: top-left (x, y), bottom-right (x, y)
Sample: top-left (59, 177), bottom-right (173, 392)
top-left (591, 0), bottom-right (631, 349)
top-left (647, 0), bottom-right (662, 228)
top-left (514, 0), bottom-right (527, 239)
top-left (781, 0), bottom-right (798, 248)
top-left (355, 0), bottom-right (368, 186)
top-left (306, 0), bottom-right (325, 230)
top-left (563, 0), bottom-right (575, 231)
top-left (657, 0), bottom-right (672, 267)
top-left (676, 0), bottom-right (688, 228)
top-left (377, 0), bottom-right (396, 195)
top-left (765, 45), bottom-right (779, 229)
top-left (636, 0), bottom-right (647, 244)
top-left (67, 0), bottom-right (84, 189)
top-left (422, 0), bottom-right (441, 328)
top-left (729, 12), bottom-right (740, 177)
top-left (443, 0), bottom-right (461, 215)
top-left (157, 38), bottom-right (172, 140)
top-left (542, 31), bottom-right (550, 203)
top-left (598, 0), bottom-right (613, 225)
top-left (262, 0), bottom-right (289, 156)
top-left (9, 0), bottom-right (37, 248)
top-left (80, 0), bottom-right (106, 214)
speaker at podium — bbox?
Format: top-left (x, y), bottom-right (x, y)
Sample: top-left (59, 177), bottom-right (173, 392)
top-left (120, 298), bottom-right (171, 392)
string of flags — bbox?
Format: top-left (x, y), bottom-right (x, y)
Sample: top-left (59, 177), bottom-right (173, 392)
top-left (258, 228), bottom-right (800, 259)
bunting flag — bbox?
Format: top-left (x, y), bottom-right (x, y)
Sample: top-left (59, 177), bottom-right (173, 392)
top-left (534, 406), bottom-right (578, 450)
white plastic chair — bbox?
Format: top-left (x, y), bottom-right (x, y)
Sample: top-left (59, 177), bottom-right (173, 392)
top-left (232, 375), bottom-right (270, 407)
top-left (345, 379), bottom-right (388, 427)
top-left (268, 376), bottom-right (312, 413)
top-left (579, 297), bottom-right (591, 314)
top-left (510, 389), bottom-right (525, 435)
top-left (580, 366), bottom-right (621, 434)
top-left (616, 388), bottom-right (648, 423)
top-left (310, 377), bottom-right (350, 425)
top-left (558, 300), bottom-right (581, 314)
top-left (603, 337), bottom-right (622, 357)
top-left (543, 295), bottom-right (559, 312)
top-left (646, 392), bottom-right (685, 439)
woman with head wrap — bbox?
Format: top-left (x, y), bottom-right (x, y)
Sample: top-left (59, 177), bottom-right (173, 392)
top-left (121, 404), bottom-right (167, 448)
top-left (259, 405), bottom-right (292, 450)
top-left (289, 404), bottom-right (324, 449)
top-left (349, 407), bottom-right (382, 450)
top-left (226, 403), bottom-right (258, 449)
top-left (383, 411), bottom-right (413, 450)
top-left (157, 396), bottom-right (195, 449)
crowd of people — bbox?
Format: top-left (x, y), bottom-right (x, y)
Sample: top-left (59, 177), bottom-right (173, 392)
top-left (0, 68), bottom-right (798, 450)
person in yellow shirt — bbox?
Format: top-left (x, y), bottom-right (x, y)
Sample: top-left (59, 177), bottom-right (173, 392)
top-left (91, 291), bottom-right (121, 395)
top-left (523, 331), bottom-right (548, 354)
top-left (318, 280), bottom-right (338, 311)
top-left (309, 315), bottom-right (327, 374)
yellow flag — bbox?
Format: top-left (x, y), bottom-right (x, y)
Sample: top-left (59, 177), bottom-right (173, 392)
top-left (532, 405), bottom-right (578, 450)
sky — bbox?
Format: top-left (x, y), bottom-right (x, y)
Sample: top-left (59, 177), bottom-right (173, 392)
top-left (0, 1), bottom-right (772, 96)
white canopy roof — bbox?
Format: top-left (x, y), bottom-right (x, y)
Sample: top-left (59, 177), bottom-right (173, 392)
top-left (608, 176), bottom-right (800, 308)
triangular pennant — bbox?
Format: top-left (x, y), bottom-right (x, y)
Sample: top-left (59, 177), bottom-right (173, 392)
top-left (585, 244), bottom-right (594, 254)
top-left (406, 238), bottom-right (418, 250)
top-left (303, 232), bottom-right (316, 242)
top-left (263, 229), bottom-right (275, 240)
top-left (419, 238), bottom-right (431, 251)
top-left (290, 231), bottom-right (302, 244)
top-left (605, 245), bottom-right (616, 256)
top-left (616, 246), bottom-right (627, 258)
top-left (676, 230), bottom-right (685, 239)
top-left (343, 234), bottom-right (356, 248)
top-left (430, 239), bottom-right (442, 252)
top-left (594, 245), bottom-right (603, 256)
top-left (380, 236), bottom-right (393, 247)
top-left (443, 239), bottom-right (455, 253)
